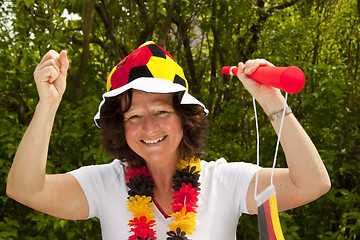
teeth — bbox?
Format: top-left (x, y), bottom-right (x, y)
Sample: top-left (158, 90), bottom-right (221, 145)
top-left (142, 136), bottom-right (165, 144)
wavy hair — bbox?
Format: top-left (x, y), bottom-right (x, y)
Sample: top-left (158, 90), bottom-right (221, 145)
top-left (98, 89), bottom-right (208, 167)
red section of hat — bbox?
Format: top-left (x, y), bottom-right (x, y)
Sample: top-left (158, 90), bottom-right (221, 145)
top-left (109, 43), bottom-right (177, 91)
top-left (110, 46), bottom-right (153, 90)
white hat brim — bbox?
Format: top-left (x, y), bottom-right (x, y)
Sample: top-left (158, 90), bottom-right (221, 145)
top-left (94, 77), bottom-right (208, 127)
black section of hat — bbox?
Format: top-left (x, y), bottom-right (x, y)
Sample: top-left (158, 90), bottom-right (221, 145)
top-left (128, 65), bottom-right (153, 83)
top-left (147, 44), bottom-right (167, 59)
top-left (174, 75), bottom-right (186, 88)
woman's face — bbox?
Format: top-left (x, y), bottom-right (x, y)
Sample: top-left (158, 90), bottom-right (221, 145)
top-left (123, 90), bottom-right (183, 167)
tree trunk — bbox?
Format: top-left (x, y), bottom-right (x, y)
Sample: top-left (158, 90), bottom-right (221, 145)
top-left (75, 0), bottom-right (95, 100)
top-left (178, 19), bottom-right (199, 95)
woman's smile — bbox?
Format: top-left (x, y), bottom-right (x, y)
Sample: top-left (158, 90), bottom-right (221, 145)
top-left (141, 136), bottom-right (167, 144)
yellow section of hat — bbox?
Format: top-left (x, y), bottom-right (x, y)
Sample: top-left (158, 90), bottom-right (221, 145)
top-left (146, 55), bottom-right (188, 90)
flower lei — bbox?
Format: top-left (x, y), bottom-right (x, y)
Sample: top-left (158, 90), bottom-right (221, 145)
top-left (125, 157), bottom-right (201, 240)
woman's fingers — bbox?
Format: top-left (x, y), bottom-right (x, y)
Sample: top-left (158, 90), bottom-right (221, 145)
top-left (34, 59), bottom-right (60, 83)
top-left (243, 59), bottom-right (275, 75)
top-left (236, 59), bottom-right (282, 100)
top-left (37, 66), bottom-right (57, 83)
top-left (33, 50), bottom-right (68, 84)
top-left (236, 61), bottom-right (255, 86)
top-left (57, 50), bottom-right (69, 82)
top-left (37, 50), bottom-right (60, 66)
top-left (34, 51), bottom-right (62, 83)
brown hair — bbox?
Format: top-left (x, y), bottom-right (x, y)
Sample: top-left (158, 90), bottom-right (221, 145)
top-left (98, 89), bottom-right (208, 167)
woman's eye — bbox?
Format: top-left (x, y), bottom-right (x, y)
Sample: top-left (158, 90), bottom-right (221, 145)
top-left (158, 111), bottom-right (168, 115)
top-left (128, 115), bottom-right (141, 120)
top-left (125, 114), bottom-right (142, 123)
top-left (155, 110), bottom-right (171, 117)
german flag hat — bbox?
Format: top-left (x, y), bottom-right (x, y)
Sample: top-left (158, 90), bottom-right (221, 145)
top-left (94, 41), bottom-right (208, 127)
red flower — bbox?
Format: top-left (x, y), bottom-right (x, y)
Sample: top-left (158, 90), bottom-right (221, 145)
top-left (129, 216), bottom-right (157, 239)
top-left (126, 165), bottom-right (152, 183)
top-left (172, 183), bottom-right (199, 213)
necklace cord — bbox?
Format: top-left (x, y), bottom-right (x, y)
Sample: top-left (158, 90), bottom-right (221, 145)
top-left (254, 92), bottom-right (289, 199)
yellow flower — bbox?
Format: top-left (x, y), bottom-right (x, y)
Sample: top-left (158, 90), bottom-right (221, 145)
top-left (169, 207), bottom-right (197, 235)
top-left (126, 195), bottom-right (155, 220)
top-left (176, 157), bottom-right (202, 173)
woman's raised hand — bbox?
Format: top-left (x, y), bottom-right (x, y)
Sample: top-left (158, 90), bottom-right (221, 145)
top-left (236, 59), bottom-right (284, 115)
top-left (33, 50), bottom-right (69, 105)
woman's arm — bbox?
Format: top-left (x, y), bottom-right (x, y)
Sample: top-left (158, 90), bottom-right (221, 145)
top-left (237, 59), bottom-right (331, 214)
top-left (6, 50), bottom-right (89, 220)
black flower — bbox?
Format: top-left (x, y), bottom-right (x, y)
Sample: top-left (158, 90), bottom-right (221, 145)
top-left (172, 166), bottom-right (200, 191)
top-left (127, 174), bottom-right (154, 198)
top-left (167, 227), bottom-right (189, 240)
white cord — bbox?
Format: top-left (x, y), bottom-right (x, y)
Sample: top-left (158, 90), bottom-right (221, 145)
top-left (254, 92), bottom-right (289, 199)
top-left (271, 93), bottom-right (288, 186)
top-left (253, 97), bottom-right (260, 200)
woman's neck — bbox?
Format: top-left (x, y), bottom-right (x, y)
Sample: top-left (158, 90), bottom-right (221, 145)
top-left (145, 152), bottom-right (179, 192)
top-left (146, 161), bottom-right (176, 193)
top-left (146, 160), bottom-right (176, 215)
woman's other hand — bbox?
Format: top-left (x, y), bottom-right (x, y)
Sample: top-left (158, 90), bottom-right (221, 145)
top-left (33, 50), bottom-right (69, 105)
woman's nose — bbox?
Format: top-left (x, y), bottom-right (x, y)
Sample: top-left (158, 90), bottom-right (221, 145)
top-left (141, 114), bottom-right (159, 131)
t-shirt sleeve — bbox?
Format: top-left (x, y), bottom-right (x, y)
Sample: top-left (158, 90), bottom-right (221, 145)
top-left (202, 158), bottom-right (260, 216)
top-left (68, 160), bottom-right (124, 219)
top-left (227, 159), bottom-right (260, 215)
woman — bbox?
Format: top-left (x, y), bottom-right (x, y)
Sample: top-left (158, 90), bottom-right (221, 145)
top-left (6, 42), bottom-right (331, 239)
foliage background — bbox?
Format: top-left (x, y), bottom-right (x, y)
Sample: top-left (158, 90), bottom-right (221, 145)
top-left (0, 0), bottom-right (359, 239)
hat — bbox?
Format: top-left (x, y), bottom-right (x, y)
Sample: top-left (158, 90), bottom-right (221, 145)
top-left (94, 41), bottom-right (208, 127)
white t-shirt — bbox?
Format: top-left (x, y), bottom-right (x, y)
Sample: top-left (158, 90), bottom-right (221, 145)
top-left (69, 158), bottom-right (259, 240)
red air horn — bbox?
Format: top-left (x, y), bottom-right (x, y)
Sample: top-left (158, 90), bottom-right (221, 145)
top-left (221, 66), bottom-right (305, 94)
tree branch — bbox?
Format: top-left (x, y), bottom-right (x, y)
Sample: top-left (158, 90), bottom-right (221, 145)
top-left (95, 1), bottom-right (126, 59)
top-left (135, 0), bottom-right (158, 44)
top-left (158, 0), bottom-right (178, 45)
top-left (269, 0), bottom-right (299, 12)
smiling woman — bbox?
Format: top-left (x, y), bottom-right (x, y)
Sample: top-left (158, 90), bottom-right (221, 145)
top-left (6, 41), bottom-right (330, 240)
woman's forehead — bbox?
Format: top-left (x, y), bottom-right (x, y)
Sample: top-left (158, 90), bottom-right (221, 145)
top-left (126, 90), bottom-right (174, 109)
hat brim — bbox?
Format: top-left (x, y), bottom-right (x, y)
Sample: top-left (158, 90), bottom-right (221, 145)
top-left (94, 77), bottom-right (208, 127)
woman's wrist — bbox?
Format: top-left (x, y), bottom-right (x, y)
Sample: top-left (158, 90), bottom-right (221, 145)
top-left (268, 106), bottom-right (292, 121)
top-left (256, 91), bottom-right (287, 116)
top-left (36, 100), bottom-right (60, 118)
